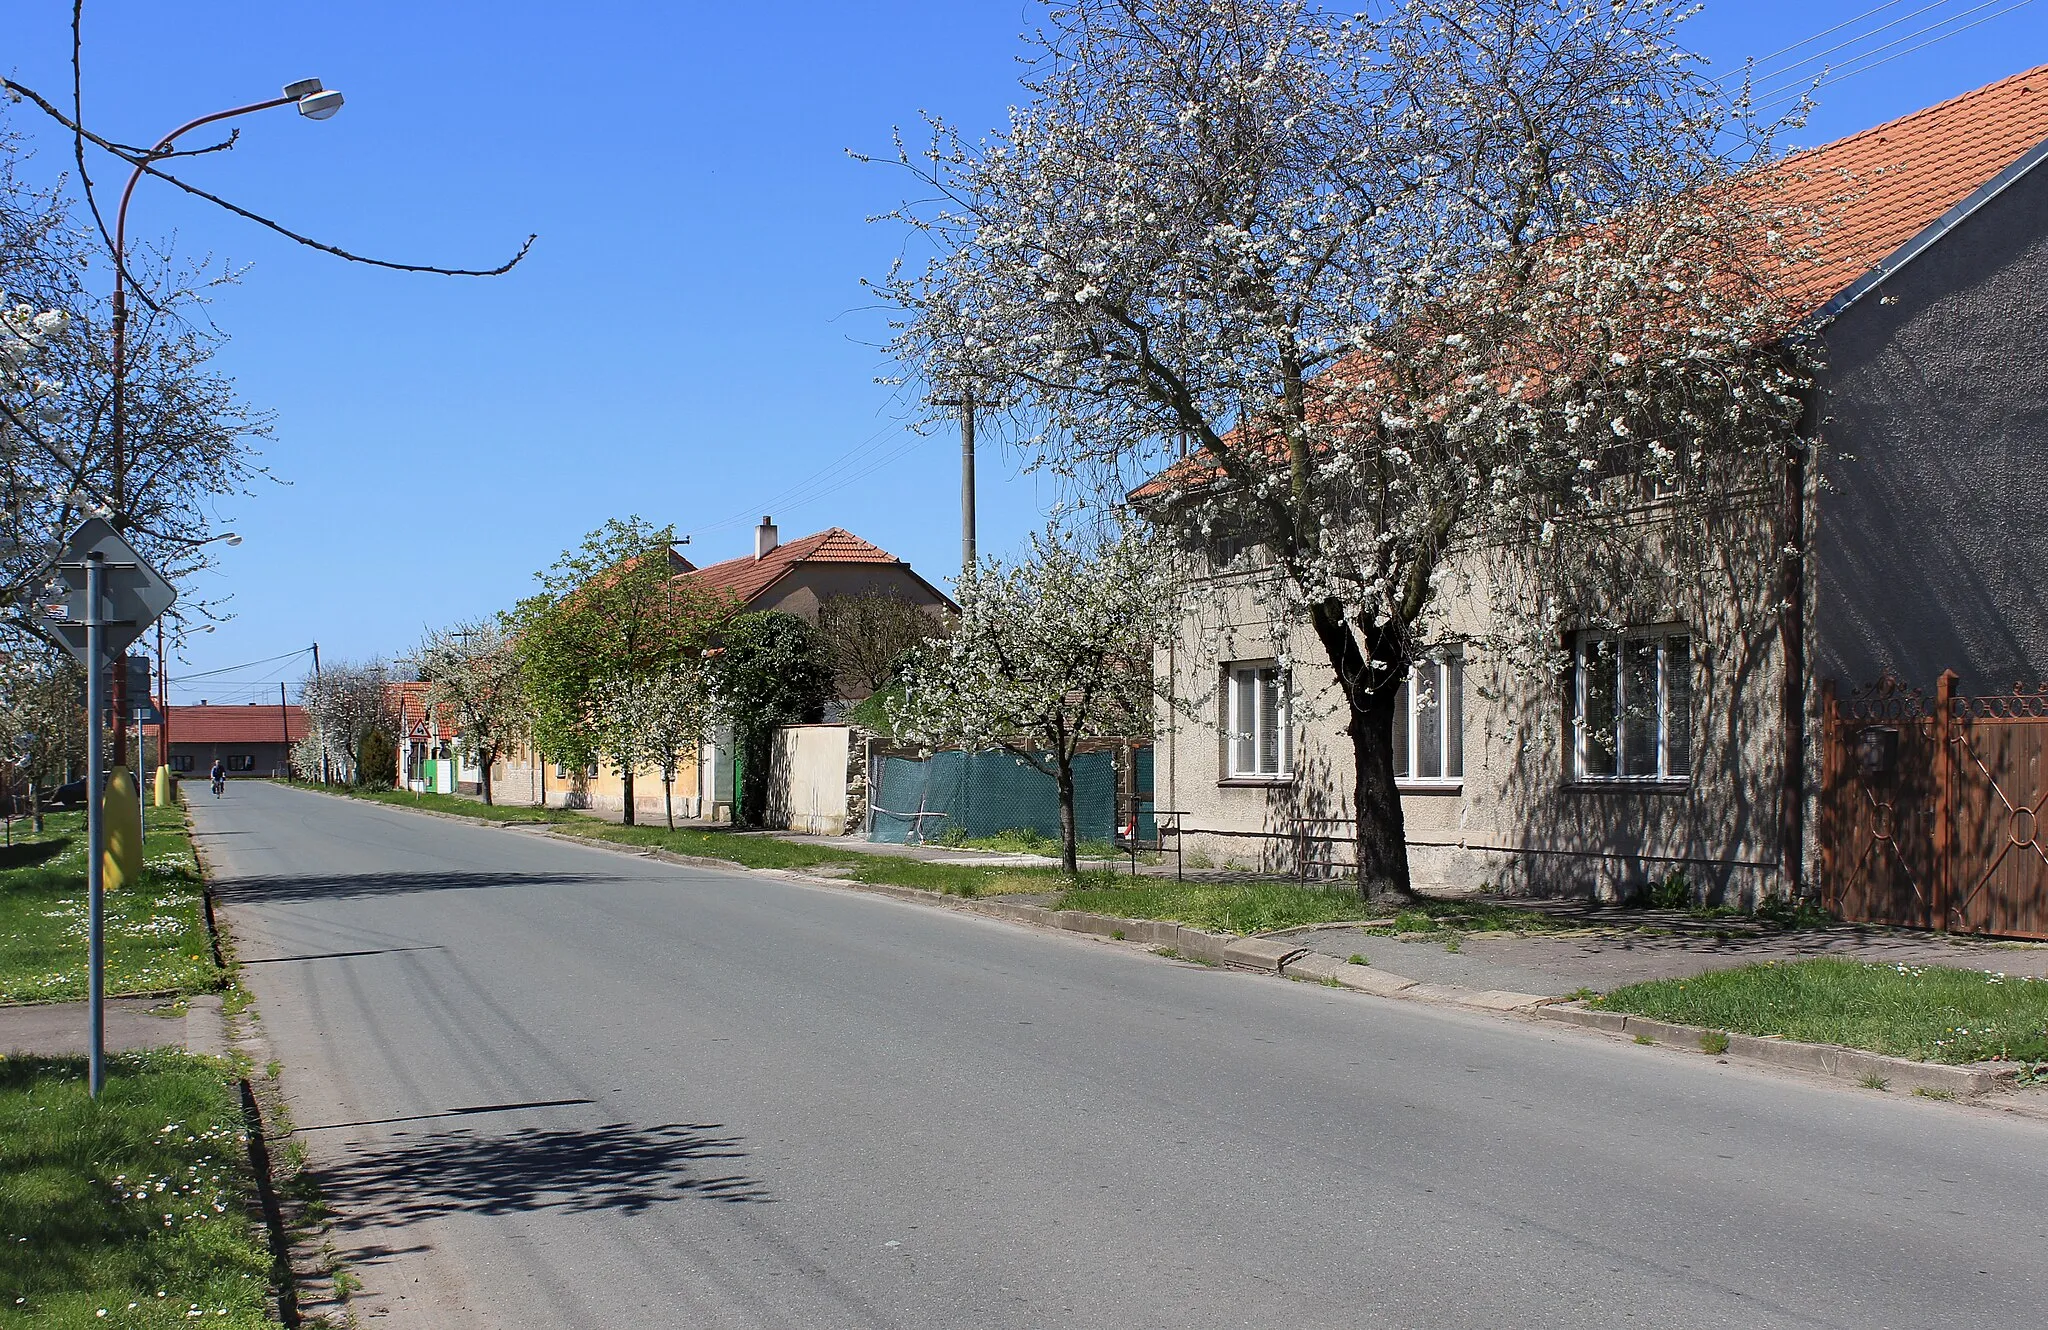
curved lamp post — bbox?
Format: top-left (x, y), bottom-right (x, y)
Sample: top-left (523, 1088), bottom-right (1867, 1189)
top-left (108, 80), bottom-right (341, 765)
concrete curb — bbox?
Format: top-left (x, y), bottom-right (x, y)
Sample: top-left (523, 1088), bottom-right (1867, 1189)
top-left (1539, 1002), bottom-right (2019, 1096)
top-left (283, 785), bottom-right (2024, 1101)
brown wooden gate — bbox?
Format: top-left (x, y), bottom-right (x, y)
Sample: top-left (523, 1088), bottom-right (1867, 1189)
top-left (1820, 673), bottom-right (2048, 938)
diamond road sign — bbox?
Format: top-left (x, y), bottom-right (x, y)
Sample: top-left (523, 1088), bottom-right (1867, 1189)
top-left (49, 518), bottom-right (176, 665)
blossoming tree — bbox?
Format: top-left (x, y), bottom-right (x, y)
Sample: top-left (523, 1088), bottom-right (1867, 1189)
top-left (591, 664), bottom-right (710, 829)
top-left (873, 0), bottom-right (1820, 893)
top-left (417, 620), bottom-right (528, 806)
top-left (893, 518), bottom-right (1177, 876)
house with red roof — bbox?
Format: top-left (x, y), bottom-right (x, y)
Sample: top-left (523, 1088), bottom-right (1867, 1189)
top-left (160, 702), bottom-right (307, 779)
top-left (497, 517), bottom-right (952, 820)
top-left (1154, 65), bottom-right (2048, 918)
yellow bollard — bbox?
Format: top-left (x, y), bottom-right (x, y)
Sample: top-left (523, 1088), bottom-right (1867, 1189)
top-left (103, 767), bottom-right (144, 891)
top-left (154, 764), bottom-right (174, 808)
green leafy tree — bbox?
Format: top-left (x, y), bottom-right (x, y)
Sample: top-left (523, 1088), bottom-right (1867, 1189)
top-left (511, 518), bottom-right (731, 824)
top-left (706, 611), bottom-right (833, 827)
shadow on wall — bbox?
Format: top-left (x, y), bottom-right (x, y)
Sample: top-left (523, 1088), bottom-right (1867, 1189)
top-left (1492, 618), bottom-right (1780, 909)
top-left (212, 870), bottom-right (609, 906)
top-left (320, 1119), bottom-right (772, 1234)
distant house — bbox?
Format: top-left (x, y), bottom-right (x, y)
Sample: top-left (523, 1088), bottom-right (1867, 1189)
top-left (497, 516), bottom-right (952, 821)
top-left (160, 703), bottom-right (306, 778)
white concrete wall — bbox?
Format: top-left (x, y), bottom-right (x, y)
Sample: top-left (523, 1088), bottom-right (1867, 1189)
top-left (767, 724), bottom-right (854, 835)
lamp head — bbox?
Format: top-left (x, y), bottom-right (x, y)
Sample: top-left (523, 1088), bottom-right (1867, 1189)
top-left (285, 79), bottom-right (344, 121)
top-left (221, 533), bottom-right (242, 547)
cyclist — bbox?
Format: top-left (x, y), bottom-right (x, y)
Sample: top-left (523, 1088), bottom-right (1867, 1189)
top-left (210, 758), bottom-right (226, 798)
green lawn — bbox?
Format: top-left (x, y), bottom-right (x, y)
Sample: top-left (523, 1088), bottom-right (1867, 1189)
top-left (0, 1051), bottom-right (277, 1328)
top-left (0, 807), bottom-right (223, 1004)
top-left (1053, 881), bottom-right (1578, 936)
top-left (1591, 958), bottom-right (2048, 1064)
top-left (930, 827), bottom-right (1129, 861)
top-left (298, 784), bottom-right (1575, 933)
top-left (307, 784), bottom-right (574, 826)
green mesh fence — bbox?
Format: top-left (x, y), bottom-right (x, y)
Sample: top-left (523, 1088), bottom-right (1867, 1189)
top-left (870, 748), bottom-right (1153, 845)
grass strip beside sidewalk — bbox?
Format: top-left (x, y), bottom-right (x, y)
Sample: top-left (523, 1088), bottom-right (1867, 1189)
top-left (0, 1051), bottom-right (278, 1328)
top-left (0, 806), bottom-right (223, 1004)
top-left (299, 784), bottom-right (1575, 932)
top-left (1591, 958), bottom-right (2048, 1065)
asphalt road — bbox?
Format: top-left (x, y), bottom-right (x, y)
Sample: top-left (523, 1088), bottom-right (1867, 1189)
top-left (195, 781), bottom-right (2048, 1329)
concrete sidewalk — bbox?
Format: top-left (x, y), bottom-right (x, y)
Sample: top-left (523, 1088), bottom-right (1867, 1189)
top-left (0, 994), bottom-right (227, 1057)
top-left (1279, 920), bottom-right (2048, 996)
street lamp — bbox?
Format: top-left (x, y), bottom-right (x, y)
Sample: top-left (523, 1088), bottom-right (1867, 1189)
top-left (107, 81), bottom-right (342, 766)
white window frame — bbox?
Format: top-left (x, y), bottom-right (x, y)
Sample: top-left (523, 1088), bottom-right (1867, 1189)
top-left (1224, 661), bottom-right (1293, 780)
top-left (1393, 655), bottom-right (1464, 789)
top-left (1573, 628), bottom-right (1692, 784)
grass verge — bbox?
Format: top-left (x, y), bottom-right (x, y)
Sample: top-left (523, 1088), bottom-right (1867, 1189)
top-left (1053, 881), bottom-right (1576, 936)
top-left (929, 826), bottom-right (1130, 861)
top-left (292, 784), bottom-right (575, 826)
top-left (0, 1050), bottom-right (277, 1327)
top-left (1590, 958), bottom-right (2048, 1064)
top-left (295, 784), bottom-right (1577, 933)
top-left (0, 805), bottom-right (224, 1004)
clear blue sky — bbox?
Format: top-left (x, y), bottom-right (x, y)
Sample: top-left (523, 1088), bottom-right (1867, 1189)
top-left (6, 0), bottom-right (2045, 702)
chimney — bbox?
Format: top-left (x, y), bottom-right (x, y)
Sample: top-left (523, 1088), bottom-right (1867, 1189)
top-left (755, 516), bottom-right (779, 560)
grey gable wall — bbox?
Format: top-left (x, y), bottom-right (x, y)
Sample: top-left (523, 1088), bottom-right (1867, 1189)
top-left (1815, 148), bottom-right (2048, 693)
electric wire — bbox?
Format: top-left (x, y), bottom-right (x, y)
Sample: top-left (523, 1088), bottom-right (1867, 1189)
top-left (1748, 0), bottom-right (2030, 108)
top-left (1753, 0), bottom-right (2040, 114)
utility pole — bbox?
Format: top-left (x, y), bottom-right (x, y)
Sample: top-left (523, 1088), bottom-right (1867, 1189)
top-left (311, 641), bottom-right (329, 785)
top-left (279, 682), bottom-right (291, 781)
top-left (932, 394), bottom-right (977, 574)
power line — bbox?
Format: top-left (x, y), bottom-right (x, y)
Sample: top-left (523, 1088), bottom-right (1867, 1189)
top-left (165, 646), bottom-right (313, 684)
top-left (1720, 0), bottom-right (1916, 79)
top-left (1749, 0), bottom-right (2020, 106)
top-left (683, 419), bottom-right (938, 542)
top-left (1724, 0), bottom-right (1958, 88)
top-left (1754, 0), bottom-right (2039, 114)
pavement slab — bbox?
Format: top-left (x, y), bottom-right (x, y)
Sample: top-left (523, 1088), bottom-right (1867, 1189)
top-left (194, 781), bottom-right (2048, 1330)
top-left (1288, 921), bottom-right (2048, 997)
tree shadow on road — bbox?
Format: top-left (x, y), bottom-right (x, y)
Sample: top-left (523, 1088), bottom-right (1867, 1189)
top-left (319, 1120), bottom-right (772, 1229)
top-left (213, 870), bottom-right (612, 906)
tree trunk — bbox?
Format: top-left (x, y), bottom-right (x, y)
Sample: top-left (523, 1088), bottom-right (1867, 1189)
top-left (29, 781), bottom-right (44, 834)
top-left (1348, 683), bottom-right (1411, 899)
top-left (1309, 601), bottom-right (1412, 899)
top-left (663, 770), bottom-right (675, 830)
top-left (621, 766), bottom-right (636, 826)
top-left (480, 749), bottom-right (495, 806)
top-left (1054, 752), bottom-right (1079, 877)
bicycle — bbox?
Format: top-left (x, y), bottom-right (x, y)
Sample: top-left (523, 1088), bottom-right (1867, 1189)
top-left (211, 773), bottom-right (225, 799)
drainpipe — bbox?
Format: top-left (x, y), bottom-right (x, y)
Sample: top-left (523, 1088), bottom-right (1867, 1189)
top-left (1778, 433), bottom-right (1809, 899)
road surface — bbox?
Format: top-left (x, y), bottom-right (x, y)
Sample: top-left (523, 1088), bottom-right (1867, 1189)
top-left (195, 781), bottom-right (2048, 1329)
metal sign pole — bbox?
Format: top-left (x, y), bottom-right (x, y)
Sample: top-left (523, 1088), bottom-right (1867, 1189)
top-left (85, 552), bottom-right (106, 1099)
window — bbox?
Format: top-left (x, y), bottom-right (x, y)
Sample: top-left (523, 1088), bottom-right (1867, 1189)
top-left (1225, 662), bottom-right (1292, 779)
top-left (1392, 656), bottom-right (1464, 786)
top-left (1574, 630), bottom-right (1692, 782)
top-left (225, 754), bottom-right (255, 772)
top-left (169, 755), bottom-right (195, 773)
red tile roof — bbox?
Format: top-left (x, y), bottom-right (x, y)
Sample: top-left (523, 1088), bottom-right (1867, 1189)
top-left (389, 681), bottom-right (457, 741)
top-left (1134, 64), bottom-right (2048, 502)
top-left (681, 528), bottom-right (912, 606)
top-left (165, 704), bottom-right (306, 745)
top-left (1766, 63), bottom-right (2048, 316)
